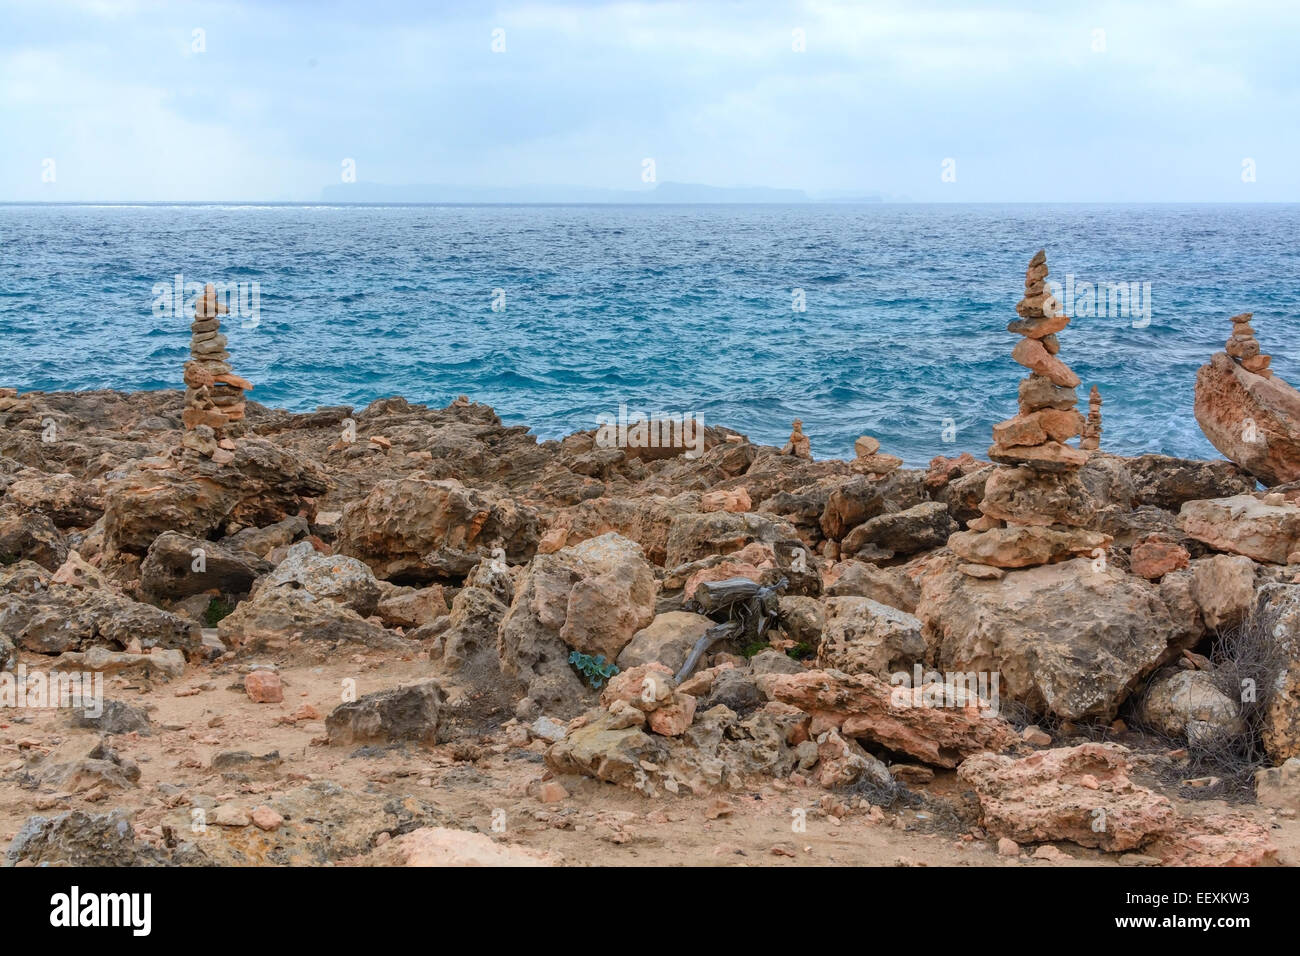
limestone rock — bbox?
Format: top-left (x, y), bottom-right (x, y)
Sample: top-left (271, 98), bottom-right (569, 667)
top-left (957, 743), bottom-right (1175, 851)
top-left (918, 558), bottom-right (1188, 720)
top-left (1195, 351), bottom-right (1300, 486)
top-left (325, 680), bottom-right (444, 746)
top-left (1180, 494), bottom-right (1300, 564)
top-left (816, 597), bottom-right (925, 680)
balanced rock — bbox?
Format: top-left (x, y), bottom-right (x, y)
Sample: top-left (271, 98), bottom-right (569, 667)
top-left (1195, 347), bottom-right (1300, 486)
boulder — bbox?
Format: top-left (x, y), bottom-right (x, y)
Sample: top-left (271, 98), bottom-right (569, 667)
top-left (1254, 758), bottom-right (1300, 811)
top-left (1256, 583), bottom-right (1300, 761)
top-left (664, 510), bottom-right (801, 568)
top-left (1138, 669), bottom-right (1245, 744)
top-left (816, 597), bottom-right (925, 680)
top-left (841, 501), bottom-right (955, 557)
top-left (0, 505), bottom-right (67, 570)
top-left (102, 439), bottom-right (329, 554)
top-left (957, 743), bottom-right (1175, 852)
top-left (0, 587), bottom-right (200, 657)
top-left (217, 588), bottom-right (410, 654)
top-left (1194, 351), bottom-right (1300, 486)
top-left (258, 540), bottom-right (381, 616)
top-left (544, 711), bottom-right (669, 784)
top-left (336, 477), bottom-right (538, 582)
top-left (139, 531), bottom-right (269, 601)
top-left (498, 533), bottom-right (656, 715)
top-left (978, 466), bottom-right (1093, 528)
top-left (918, 558), bottom-right (1187, 720)
top-left (4, 472), bottom-right (102, 527)
top-left (824, 560), bottom-right (920, 612)
top-left (616, 611), bottom-right (714, 674)
top-left (1189, 554), bottom-right (1257, 630)
top-left (1125, 454), bottom-right (1256, 510)
top-left (325, 680), bottom-right (444, 746)
top-left (1180, 494), bottom-right (1300, 564)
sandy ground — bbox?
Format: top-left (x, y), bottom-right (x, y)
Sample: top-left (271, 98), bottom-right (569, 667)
top-left (4, 652), bottom-right (1297, 867)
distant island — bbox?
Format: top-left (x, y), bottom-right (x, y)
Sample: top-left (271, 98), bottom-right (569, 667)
top-left (319, 181), bottom-right (887, 204)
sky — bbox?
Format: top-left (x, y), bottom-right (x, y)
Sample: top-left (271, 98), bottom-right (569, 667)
top-left (2, 0), bottom-right (1298, 202)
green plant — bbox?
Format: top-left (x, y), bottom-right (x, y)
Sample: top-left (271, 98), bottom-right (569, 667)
top-left (568, 651), bottom-right (618, 689)
top-left (0, 551), bottom-right (17, 566)
top-left (786, 642), bottom-right (815, 661)
top-left (202, 597), bottom-right (235, 627)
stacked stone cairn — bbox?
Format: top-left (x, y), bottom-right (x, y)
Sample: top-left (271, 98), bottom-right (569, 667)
top-left (1080, 385), bottom-right (1102, 451)
top-left (1225, 312), bottom-right (1272, 379)
top-left (781, 419), bottom-right (811, 459)
top-left (181, 283), bottom-right (252, 458)
top-left (947, 251), bottom-right (1111, 572)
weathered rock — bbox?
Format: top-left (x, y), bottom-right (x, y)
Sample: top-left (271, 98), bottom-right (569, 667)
top-left (217, 587), bottom-right (409, 654)
top-left (616, 611), bottom-right (714, 674)
top-left (1194, 351), bottom-right (1300, 486)
top-left (1138, 669), bottom-right (1244, 744)
top-left (757, 669), bottom-right (1017, 768)
top-left (102, 439), bottom-right (329, 554)
top-left (816, 597), bottom-right (925, 680)
top-left (842, 502), bottom-right (955, 557)
top-left (1255, 757), bottom-right (1300, 811)
top-left (544, 710), bottom-right (668, 784)
top-left (1129, 535), bottom-right (1190, 580)
top-left (0, 505), bottom-right (67, 570)
top-left (258, 540), bottom-right (381, 616)
top-left (376, 582), bottom-right (449, 630)
top-left (1256, 583), bottom-right (1300, 761)
top-left (71, 699), bottom-right (152, 736)
top-left (987, 440), bottom-right (1089, 472)
top-left (325, 680), bottom-right (444, 746)
top-left (336, 477), bottom-right (538, 581)
top-left (1180, 494), bottom-right (1300, 564)
top-left (978, 466), bottom-right (1093, 528)
top-left (1189, 554), bottom-right (1257, 630)
top-left (957, 743), bottom-right (1175, 851)
top-left (824, 560), bottom-right (919, 612)
top-left (918, 558), bottom-right (1187, 720)
top-left (5, 810), bottom-right (155, 867)
top-left (1148, 812), bottom-right (1278, 866)
top-left (498, 533), bottom-right (655, 716)
top-left (4, 472), bottom-right (102, 527)
top-left (665, 510), bottom-right (801, 568)
top-left (948, 525), bottom-right (1109, 569)
top-left (1125, 454), bottom-right (1256, 511)
top-left (139, 531), bottom-right (269, 601)
top-left (0, 586), bottom-right (200, 657)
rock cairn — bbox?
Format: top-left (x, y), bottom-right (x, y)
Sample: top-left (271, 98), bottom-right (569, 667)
top-left (1225, 312), bottom-right (1272, 378)
top-left (782, 419), bottom-right (811, 459)
top-left (1080, 385), bottom-right (1102, 451)
top-left (947, 252), bottom-right (1110, 572)
top-left (852, 434), bottom-right (901, 475)
top-left (181, 283), bottom-right (252, 458)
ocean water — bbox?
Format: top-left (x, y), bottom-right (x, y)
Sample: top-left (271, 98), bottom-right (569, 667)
top-left (2, 202), bottom-right (1297, 467)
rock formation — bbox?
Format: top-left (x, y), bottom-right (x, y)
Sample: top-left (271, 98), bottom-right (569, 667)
top-left (852, 433), bottom-right (902, 475)
top-left (948, 252), bottom-right (1107, 569)
top-left (1194, 312), bottom-right (1300, 486)
top-left (181, 283), bottom-right (252, 459)
top-left (1080, 385), bottom-right (1102, 451)
top-left (781, 418), bottom-right (811, 458)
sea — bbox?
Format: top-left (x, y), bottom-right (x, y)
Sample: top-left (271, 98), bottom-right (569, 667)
top-left (2, 202), bottom-right (1297, 467)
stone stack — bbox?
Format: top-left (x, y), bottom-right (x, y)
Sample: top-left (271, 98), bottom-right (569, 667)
top-left (1225, 312), bottom-right (1272, 378)
top-left (1080, 385), bottom-right (1102, 451)
top-left (947, 252), bottom-right (1110, 571)
top-left (181, 283), bottom-right (252, 458)
top-left (852, 434), bottom-right (902, 476)
top-left (781, 419), bottom-right (811, 459)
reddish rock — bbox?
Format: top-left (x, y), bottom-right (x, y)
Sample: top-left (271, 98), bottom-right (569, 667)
top-left (957, 743), bottom-right (1175, 852)
top-left (1129, 536), bottom-right (1190, 580)
top-left (244, 670), bottom-right (283, 704)
top-left (1194, 351), bottom-right (1300, 486)
top-left (756, 669), bottom-right (1018, 768)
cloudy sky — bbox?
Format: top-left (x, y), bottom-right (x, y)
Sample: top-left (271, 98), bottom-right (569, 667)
top-left (2, 0), bottom-right (1297, 201)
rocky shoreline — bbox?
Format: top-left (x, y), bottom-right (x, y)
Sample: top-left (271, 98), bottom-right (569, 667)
top-left (3, 260), bottom-right (1300, 867)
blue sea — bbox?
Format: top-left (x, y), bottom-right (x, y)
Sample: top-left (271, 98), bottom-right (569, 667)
top-left (2, 203), bottom-right (1297, 467)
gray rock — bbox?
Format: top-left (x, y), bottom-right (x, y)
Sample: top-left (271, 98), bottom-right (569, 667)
top-left (326, 680), bottom-right (445, 746)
